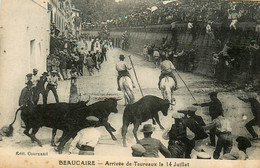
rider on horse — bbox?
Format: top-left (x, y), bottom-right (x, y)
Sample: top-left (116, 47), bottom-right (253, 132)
top-left (116, 55), bottom-right (135, 91)
top-left (158, 56), bottom-right (178, 90)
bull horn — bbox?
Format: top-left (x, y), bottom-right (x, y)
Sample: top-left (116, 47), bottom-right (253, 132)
top-left (86, 95), bottom-right (91, 103)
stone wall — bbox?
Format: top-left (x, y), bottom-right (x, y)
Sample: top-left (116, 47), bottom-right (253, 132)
top-left (83, 23), bottom-right (259, 78)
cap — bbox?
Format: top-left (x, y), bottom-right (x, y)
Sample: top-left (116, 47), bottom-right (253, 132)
top-left (86, 116), bottom-right (99, 122)
top-left (42, 72), bottom-right (49, 76)
top-left (140, 124), bottom-right (155, 133)
top-left (26, 73), bottom-right (33, 77)
top-left (33, 68), bottom-right (38, 72)
top-left (131, 144), bottom-right (146, 156)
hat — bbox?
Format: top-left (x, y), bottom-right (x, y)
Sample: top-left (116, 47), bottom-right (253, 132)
top-left (51, 70), bottom-right (58, 74)
top-left (236, 136), bottom-right (251, 150)
top-left (172, 112), bottom-right (185, 119)
top-left (131, 144), bottom-right (146, 156)
top-left (140, 124), bottom-right (155, 133)
top-left (26, 81), bottom-right (33, 85)
top-left (119, 55), bottom-right (125, 60)
top-left (86, 116), bottom-right (99, 122)
top-left (33, 68), bottom-right (38, 72)
top-left (42, 72), bottom-right (49, 76)
top-left (208, 91), bottom-right (218, 96)
top-left (197, 151), bottom-right (211, 159)
top-left (26, 73), bottom-right (33, 77)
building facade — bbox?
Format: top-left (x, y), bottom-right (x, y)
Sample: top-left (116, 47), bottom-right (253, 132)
top-left (0, 0), bottom-right (81, 127)
top-left (0, 0), bottom-right (50, 127)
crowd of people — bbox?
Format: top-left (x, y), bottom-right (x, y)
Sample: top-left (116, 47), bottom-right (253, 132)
top-left (18, 36), bottom-right (113, 109)
top-left (142, 39), bottom-right (196, 73)
top-left (83, 0), bottom-right (260, 29)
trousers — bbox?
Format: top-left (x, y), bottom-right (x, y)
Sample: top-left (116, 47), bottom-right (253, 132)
top-left (46, 84), bottom-right (59, 103)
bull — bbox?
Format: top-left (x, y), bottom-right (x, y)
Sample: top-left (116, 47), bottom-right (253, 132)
top-left (6, 98), bottom-right (120, 153)
top-left (121, 95), bottom-right (171, 147)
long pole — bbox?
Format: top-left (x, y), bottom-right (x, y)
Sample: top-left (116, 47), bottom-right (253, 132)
top-left (175, 70), bottom-right (197, 104)
top-left (128, 55), bottom-right (144, 97)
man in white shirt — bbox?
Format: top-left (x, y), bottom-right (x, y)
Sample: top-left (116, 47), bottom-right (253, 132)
top-left (32, 68), bottom-right (40, 87)
top-left (46, 70), bottom-right (59, 103)
top-left (69, 116), bottom-right (101, 155)
top-left (158, 56), bottom-right (178, 90)
top-left (116, 55), bottom-right (135, 91)
top-left (203, 115), bottom-right (233, 159)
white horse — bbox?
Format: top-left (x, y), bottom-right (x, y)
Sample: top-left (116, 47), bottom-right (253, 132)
top-left (119, 76), bottom-right (135, 105)
top-left (160, 76), bottom-right (176, 109)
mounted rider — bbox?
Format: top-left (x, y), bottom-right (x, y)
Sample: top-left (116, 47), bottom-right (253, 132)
top-left (116, 54), bottom-right (135, 91)
top-left (158, 56), bottom-right (178, 90)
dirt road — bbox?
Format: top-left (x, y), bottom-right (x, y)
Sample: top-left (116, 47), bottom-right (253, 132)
top-left (1, 48), bottom-right (259, 159)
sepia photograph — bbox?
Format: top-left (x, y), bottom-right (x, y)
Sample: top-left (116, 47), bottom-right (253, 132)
top-left (0, 0), bottom-right (260, 168)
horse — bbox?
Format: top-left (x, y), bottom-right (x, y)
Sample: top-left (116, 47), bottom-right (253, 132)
top-left (119, 76), bottom-right (135, 105)
top-left (160, 76), bottom-right (176, 109)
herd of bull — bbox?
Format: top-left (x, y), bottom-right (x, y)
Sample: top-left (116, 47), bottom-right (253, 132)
top-left (6, 95), bottom-right (171, 154)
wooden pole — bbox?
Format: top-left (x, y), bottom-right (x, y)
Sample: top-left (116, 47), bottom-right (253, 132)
top-left (128, 55), bottom-right (144, 97)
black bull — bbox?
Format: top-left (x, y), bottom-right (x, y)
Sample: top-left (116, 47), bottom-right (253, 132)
top-left (6, 98), bottom-right (120, 153)
top-left (121, 95), bottom-right (171, 147)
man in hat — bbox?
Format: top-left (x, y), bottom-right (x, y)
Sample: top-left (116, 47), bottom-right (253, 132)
top-left (33, 72), bottom-right (49, 105)
top-left (203, 114), bottom-right (232, 159)
top-left (163, 113), bottom-right (187, 158)
top-left (158, 55), bottom-right (178, 90)
top-left (116, 54), bottom-right (135, 91)
top-left (194, 91), bottom-right (224, 146)
top-left (46, 70), bottom-right (59, 103)
top-left (238, 93), bottom-right (260, 140)
top-left (19, 81), bottom-right (34, 107)
top-left (25, 73), bottom-right (33, 84)
top-left (185, 106), bottom-right (206, 127)
top-left (131, 144), bottom-right (146, 157)
top-left (138, 124), bottom-right (171, 158)
top-left (69, 116), bottom-right (101, 155)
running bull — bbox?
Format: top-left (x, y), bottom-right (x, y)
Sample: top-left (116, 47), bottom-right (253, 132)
top-left (6, 98), bottom-right (120, 153)
top-left (121, 95), bottom-right (172, 147)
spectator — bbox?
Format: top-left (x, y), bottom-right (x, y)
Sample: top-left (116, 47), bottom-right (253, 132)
top-left (46, 70), bottom-right (59, 103)
top-left (203, 115), bottom-right (233, 159)
top-left (19, 81), bottom-right (34, 107)
top-left (139, 124), bottom-right (171, 158)
top-left (69, 116), bottom-right (101, 155)
top-left (194, 92), bottom-right (224, 147)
